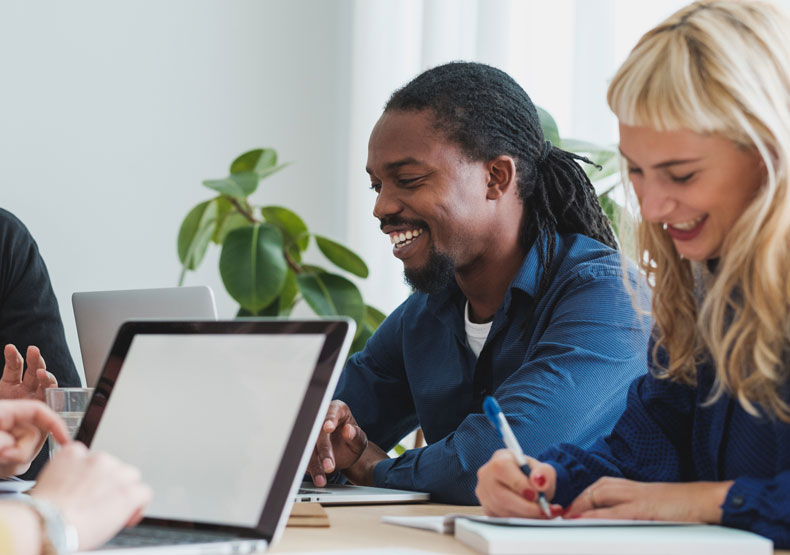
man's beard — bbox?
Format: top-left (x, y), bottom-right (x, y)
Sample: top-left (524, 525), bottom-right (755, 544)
top-left (403, 246), bottom-right (455, 294)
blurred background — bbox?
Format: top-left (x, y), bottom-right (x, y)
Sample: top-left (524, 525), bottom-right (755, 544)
top-left (3, 0), bottom-right (781, 381)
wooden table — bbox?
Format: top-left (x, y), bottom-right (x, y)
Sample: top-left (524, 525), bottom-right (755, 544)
top-left (272, 502), bottom-right (790, 554)
top-left (272, 503), bottom-right (482, 553)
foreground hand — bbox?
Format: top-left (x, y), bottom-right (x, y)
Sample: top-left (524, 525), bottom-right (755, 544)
top-left (476, 449), bottom-right (561, 518)
top-left (307, 400), bottom-right (369, 486)
top-left (565, 477), bottom-right (733, 523)
top-left (32, 442), bottom-right (152, 551)
top-left (0, 345), bottom-right (58, 402)
top-left (0, 400), bottom-right (70, 476)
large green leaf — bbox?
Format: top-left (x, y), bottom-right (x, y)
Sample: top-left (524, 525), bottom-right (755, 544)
top-left (214, 212), bottom-right (250, 245)
top-left (296, 271), bottom-right (366, 325)
top-left (598, 194), bottom-right (621, 235)
top-left (202, 172), bottom-right (259, 198)
top-left (364, 304), bottom-right (387, 330)
top-left (211, 197), bottom-right (252, 245)
top-left (536, 106), bottom-right (560, 146)
top-left (261, 206), bottom-right (310, 251)
top-left (314, 235), bottom-right (369, 278)
top-left (210, 197), bottom-right (233, 244)
top-left (177, 200), bottom-right (219, 283)
top-left (349, 323), bottom-right (373, 357)
top-left (230, 148), bottom-right (290, 180)
top-left (348, 306), bottom-right (387, 356)
top-left (219, 223), bottom-right (287, 312)
top-left (277, 270), bottom-right (299, 316)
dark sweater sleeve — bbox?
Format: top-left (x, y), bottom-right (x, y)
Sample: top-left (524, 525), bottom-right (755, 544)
top-left (0, 208), bottom-right (79, 477)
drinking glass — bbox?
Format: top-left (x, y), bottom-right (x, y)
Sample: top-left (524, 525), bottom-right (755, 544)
top-left (45, 387), bottom-right (94, 457)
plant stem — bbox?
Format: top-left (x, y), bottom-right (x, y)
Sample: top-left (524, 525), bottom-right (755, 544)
top-left (284, 249), bottom-right (302, 274)
top-left (230, 197), bottom-right (258, 223)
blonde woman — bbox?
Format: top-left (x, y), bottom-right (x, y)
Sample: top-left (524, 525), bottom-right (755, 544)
top-left (475, 0), bottom-right (790, 546)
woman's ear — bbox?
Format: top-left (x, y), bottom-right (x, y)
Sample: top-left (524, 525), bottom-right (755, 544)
top-left (486, 156), bottom-right (517, 200)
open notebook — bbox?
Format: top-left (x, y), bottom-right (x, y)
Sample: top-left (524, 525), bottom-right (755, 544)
top-left (382, 514), bottom-right (773, 555)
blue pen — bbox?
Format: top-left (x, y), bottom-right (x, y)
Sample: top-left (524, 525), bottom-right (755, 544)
top-left (483, 396), bottom-right (553, 518)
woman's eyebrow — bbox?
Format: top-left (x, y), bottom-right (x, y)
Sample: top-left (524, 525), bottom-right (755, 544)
top-left (618, 148), bottom-right (702, 168)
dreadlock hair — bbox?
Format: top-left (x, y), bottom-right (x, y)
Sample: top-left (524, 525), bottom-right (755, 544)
top-left (385, 61), bottom-right (617, 298)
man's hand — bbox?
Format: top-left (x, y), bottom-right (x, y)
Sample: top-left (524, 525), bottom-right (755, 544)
top-left (342, 441), bottom-right (389, 486)
top-left (565, 477), bottom-right (733, 523)
top-left (0, 400), bottom-right (70, 476)
top-left (307, 400), bottom-right (369, 486)
top-left (0, 344), bottom-right (58, 402)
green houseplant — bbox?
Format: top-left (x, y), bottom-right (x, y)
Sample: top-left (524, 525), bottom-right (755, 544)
top-left (176, 148), bottom-right (385, 355)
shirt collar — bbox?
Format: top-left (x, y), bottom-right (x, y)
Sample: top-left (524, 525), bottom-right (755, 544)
top-left (508, 232), bottom-right (558, 300)
top-left (425, 231), bottom-right (559, 313)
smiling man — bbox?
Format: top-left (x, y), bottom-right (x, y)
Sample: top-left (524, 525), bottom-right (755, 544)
top-left (306, 62), bottom-right (651, 504)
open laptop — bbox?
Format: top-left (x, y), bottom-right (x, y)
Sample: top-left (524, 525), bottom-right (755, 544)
top-left (72, 286), bottom-right (218, 387)
top-left (75, 319), bottom-right (354, 553)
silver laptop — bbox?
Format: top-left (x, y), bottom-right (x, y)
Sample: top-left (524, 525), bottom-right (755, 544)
top-left (72, 286), bottom-right (218, 387)
top-left (296, 483), bottom-right (429, 504)
top-left (76, 319), bottom-right (354, 553)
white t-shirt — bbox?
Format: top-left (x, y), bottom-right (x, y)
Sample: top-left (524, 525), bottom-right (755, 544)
top-left (465, 301), bottom-right (493, 358)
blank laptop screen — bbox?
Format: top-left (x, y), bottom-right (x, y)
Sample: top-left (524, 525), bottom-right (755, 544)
top-left (88, 333), bottom-right (325, 527)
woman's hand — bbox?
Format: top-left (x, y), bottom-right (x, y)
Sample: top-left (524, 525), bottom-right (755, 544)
top-left (475, 449), bottom-right (562, 518)
top-left (32, 442), bottom-right (152, 551)
top-left (0, 400), bottom-right (70, 476)
top-left (0, 345), bottom-right (58, 402)
top-left (565, 477), bottom-right (734, 523)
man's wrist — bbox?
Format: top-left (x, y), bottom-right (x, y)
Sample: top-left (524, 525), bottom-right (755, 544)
top-left (342, 442), bottom-right (388, 486)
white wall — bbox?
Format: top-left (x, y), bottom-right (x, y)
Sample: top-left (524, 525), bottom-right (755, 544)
top-left (0, 0), bottom-right (353, 380)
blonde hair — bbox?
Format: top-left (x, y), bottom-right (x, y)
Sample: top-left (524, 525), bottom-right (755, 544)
top-left (608, 0), bottom-right (790, 420)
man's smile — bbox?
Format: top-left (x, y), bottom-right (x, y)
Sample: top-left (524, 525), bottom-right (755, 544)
top-left (389, 227), bottom-right (423, 248)
top-left (387, 227), bottom-right (426, 259)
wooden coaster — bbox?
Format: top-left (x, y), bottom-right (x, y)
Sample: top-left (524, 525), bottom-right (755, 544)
top-left (286, 502), bottom-right (330, 527)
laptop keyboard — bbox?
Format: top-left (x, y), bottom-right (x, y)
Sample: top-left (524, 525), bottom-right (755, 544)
top-left (107, 525), bottom-right (235, 547)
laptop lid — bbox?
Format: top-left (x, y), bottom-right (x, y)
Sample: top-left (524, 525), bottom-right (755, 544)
top-left (72, 286), bottom-right (218, 388)
top-left (297, 483), bottom-right (429, 504)
top-left (75, 318), bottom-right (354, 548)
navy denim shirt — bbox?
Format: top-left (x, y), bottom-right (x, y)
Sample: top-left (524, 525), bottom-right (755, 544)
top-left (335, 233), bottom-right (650, 504)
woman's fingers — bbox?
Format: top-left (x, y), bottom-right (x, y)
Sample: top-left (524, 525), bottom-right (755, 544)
top-left (477, 450), bottom-right (546, 518)
top-left (566, 477), bottom-right (638, 516)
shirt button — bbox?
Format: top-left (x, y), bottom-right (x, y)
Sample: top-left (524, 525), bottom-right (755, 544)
top-left (731, 494), bottom-right (745, 508)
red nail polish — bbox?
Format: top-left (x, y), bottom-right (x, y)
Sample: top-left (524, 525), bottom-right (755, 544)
top-left (550, 506), bottom-right (563, 517)
top-left (522, 489), bottom-right (536, 502)
top-left (534, 475), bottom-right (546, 487)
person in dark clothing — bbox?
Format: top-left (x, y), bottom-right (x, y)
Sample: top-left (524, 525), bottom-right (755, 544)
top-left (0, 208), bottom-right (80, 477)
top-left (305, 62), bottom-right (650, 503)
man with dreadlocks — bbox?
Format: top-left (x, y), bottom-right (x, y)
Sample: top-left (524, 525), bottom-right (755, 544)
top-left (306, 62), bottom-right (650, 504)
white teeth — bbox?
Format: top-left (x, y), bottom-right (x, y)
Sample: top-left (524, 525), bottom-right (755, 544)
top-left (389, 228), bottom-right (424, 249)
top-left (389, 228), bottom-right (423, 245)
top-left (668, 216), bottom-right (704, 231)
